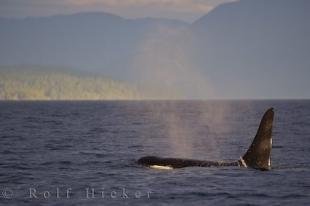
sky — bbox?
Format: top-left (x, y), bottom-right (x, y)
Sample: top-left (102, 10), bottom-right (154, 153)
top-left (0, 0), bottom-right (236, 22)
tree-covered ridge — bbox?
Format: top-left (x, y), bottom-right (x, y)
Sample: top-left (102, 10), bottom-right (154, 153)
top-left (0, 67), bottom-right (141, 100)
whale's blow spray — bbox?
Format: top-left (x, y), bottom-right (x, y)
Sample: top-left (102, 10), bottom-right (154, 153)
top-left (132, 24), bottom-right (214, 100)
top-left (132, 25), bottom-right (234, 159)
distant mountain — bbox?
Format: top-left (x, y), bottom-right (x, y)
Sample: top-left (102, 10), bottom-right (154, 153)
top-left (0, 12), bottom-right (188, 80)
top-left (1, 0), bottom-right (309, 99)
top-left (0, 66), bottom-right (140, 100)
top-left (191, 0), bottom-right (310, 98)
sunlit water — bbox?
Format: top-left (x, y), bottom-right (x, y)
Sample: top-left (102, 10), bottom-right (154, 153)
top-left (0, 100), bottom-right (309, 205)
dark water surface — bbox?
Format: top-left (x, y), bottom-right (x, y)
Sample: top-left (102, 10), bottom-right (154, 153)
top-left (0, 100), bottom-right (309, 205)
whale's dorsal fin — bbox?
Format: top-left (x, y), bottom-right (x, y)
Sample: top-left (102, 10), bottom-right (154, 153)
top-left (240, 108), bottom-right (274, 171)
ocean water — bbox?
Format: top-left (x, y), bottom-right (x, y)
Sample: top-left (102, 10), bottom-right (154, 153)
top-left (0, 100), bottom-right (309, 205)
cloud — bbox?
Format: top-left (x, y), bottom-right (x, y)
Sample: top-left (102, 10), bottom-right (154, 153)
top-left (64, 0), bottom-right (236, 21)
top-left (66, 0), bottom-right (214, 13)
top-left (0, 0), bottom-right (236, 22)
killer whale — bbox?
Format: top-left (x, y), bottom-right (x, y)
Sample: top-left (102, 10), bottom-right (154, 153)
top-left (137, 108), bottom-right (274, 171)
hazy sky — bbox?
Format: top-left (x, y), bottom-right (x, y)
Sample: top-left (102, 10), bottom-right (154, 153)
top-left (0, 0), bottom-right (236, 22)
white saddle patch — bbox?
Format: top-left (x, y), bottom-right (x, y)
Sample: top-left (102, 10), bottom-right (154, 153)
top-left (239, 156), bottom-right (248, 168)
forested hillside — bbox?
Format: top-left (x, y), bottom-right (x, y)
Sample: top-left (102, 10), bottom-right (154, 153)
top-left (0, 67), bottom-right (140, 100)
